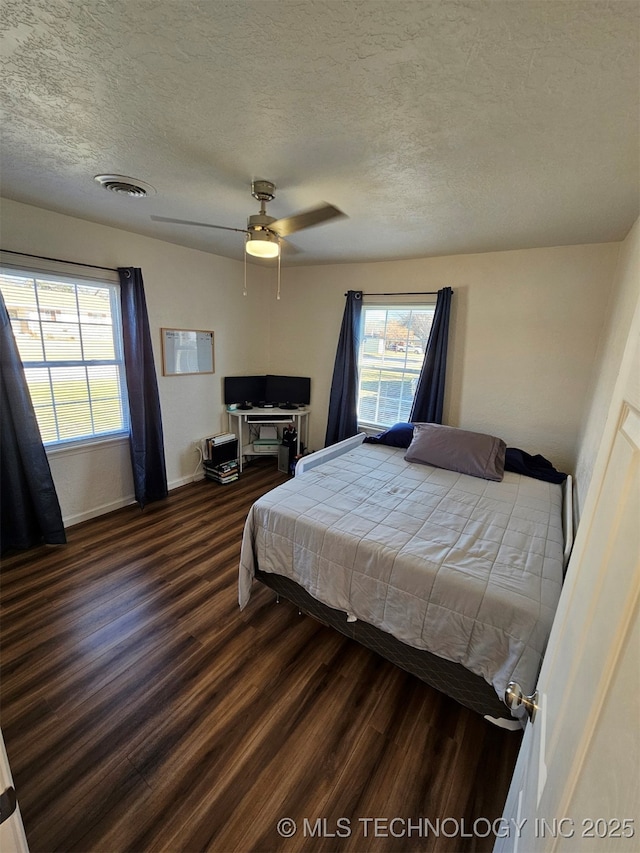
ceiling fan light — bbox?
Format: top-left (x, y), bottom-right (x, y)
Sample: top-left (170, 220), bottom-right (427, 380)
top-left (245, 230), bottom-right (280, 258)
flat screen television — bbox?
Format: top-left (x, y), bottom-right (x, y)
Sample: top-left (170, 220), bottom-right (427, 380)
top-left (265, 375), bottom-right (311, 408)
top-left (224, 375), bottom-right (266, 408)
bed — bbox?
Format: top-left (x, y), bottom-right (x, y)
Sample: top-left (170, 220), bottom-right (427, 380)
top-left (239, 427), bottom-right (573, 727)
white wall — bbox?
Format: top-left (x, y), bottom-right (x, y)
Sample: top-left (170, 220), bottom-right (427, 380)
top-left (1, 198), bottom-right (273, 525)
top-left (274, 243), bottom-right (620, 474)
top-left (573, 216), bottom-right (640, 514)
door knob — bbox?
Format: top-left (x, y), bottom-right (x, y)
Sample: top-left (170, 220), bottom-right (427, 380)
top-left (505, 682), bottom-right (538, 722)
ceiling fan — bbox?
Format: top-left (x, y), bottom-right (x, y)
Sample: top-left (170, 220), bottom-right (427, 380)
top-left (151, 180), bottom-right (346, 259)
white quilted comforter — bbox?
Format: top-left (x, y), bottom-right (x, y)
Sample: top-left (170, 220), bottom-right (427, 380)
top-left (239, 443), bottom-right (564, 702)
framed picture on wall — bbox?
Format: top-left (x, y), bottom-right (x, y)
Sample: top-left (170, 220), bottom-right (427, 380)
top-left (161, 328), bottom-right (214, 376)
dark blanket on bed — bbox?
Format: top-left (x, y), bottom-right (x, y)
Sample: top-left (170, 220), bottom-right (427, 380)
top-left (504, 448), bottom-right (567, 483)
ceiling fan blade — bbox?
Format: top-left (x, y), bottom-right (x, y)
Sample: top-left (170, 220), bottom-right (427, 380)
top-left (151, 215), bottom-right (247, 234)
top-left (268, 203), bottom-right (346, 237)
top-left (279, 237), bottom-right (301, 255)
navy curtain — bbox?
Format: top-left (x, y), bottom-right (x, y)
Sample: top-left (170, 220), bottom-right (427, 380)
top-left (118, 267), bottom-right (168, 507)
top-left (324, 290), bottom-right (363, 446)
top-left (409, 286), bottom-right (453, 424)
top-left (0, 291), bottom-right (65, 553)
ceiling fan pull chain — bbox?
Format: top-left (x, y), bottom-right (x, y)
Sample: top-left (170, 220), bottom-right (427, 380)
top-left (243, 243), bottom-right (248, 297)
top-left (277, 243), bottom-right (281, 300)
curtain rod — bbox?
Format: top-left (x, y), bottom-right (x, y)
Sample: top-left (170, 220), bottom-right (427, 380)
top-left (1, 249), bottom-right (119, 273)
top-left (346, 290), bottom-right (443, 296)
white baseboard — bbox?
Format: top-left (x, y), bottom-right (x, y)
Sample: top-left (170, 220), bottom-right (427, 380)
top-left (168, 473), bottom-right (205, 489)
top-left (64, 495), bottom-right (136, 528)
top-left (63, 475), bottom-right (206, 527)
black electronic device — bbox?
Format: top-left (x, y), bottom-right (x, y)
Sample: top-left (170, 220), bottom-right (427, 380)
top-left (282, 425), bottom-right (298, 473)
top-left (205, 438), bottom-right (238, 467)
top-left (265, 374), bottom-right (311, 408)
top-left (224, 375), bottom-right (266, 407)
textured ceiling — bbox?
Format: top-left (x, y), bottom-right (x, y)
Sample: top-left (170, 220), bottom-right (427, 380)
top-left (1, 0), bottom-right (638, 265)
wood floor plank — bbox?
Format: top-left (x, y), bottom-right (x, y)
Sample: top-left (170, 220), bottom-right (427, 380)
top-left (206, 662), bottom-right (387, 853)
top-left (1, 459), bottom-right (521, 852)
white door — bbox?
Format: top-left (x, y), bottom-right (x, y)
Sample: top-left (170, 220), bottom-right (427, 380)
top-left (496, 298), bottom-right (640, 852)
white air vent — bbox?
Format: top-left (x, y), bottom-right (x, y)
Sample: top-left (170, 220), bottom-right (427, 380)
top-left (94, 174), bottom-right (156, 197)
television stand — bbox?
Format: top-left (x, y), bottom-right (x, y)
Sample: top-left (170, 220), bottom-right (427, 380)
top-left (278, 403), bottom-right (298, 410)
top-left (227, 407), bottom-right (310, 473)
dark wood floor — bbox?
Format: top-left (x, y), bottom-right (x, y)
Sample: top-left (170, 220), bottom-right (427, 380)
top-left (1, 459), bottom-right (522, 853)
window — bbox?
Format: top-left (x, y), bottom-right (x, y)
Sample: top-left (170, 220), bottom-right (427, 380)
top-left (1, 268), bottom-right (129, 445)
top-left (357, 304), bottom-right (435, 428)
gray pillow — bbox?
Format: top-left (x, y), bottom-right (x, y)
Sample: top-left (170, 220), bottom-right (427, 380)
top-left (404, 423), bottom-right (506, 481)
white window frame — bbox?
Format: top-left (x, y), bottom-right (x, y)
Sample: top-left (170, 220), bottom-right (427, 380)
top-left (357, 300), bottom-right (436, 430)
top-left (1, 266), bottom-right (130, 448)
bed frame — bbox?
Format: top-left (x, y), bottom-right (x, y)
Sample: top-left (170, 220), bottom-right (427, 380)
top-left (255, 434), bottom-right (574, 729)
